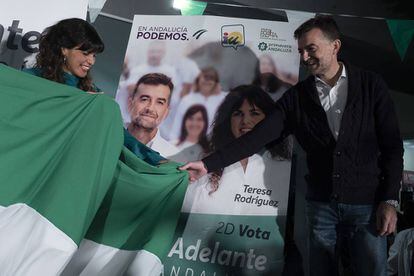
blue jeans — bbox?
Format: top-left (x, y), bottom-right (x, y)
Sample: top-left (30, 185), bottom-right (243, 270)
top-left (306, 201), bottom-right (387, 276)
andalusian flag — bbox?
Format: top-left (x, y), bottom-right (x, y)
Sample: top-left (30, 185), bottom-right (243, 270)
top-left (0, 64), bottom-right (188, 275)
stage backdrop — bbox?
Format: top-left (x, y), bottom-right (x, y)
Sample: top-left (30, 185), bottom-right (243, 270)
top-left (0, 0), bottom-right (88, 68)
top-left (116, 14), bottom-right (301, 275)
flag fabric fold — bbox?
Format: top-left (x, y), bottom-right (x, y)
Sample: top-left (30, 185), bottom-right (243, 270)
top-left (0, 65), bottom-right (188, 275)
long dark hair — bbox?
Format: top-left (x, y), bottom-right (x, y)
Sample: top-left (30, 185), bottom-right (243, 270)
top-left (209, 84), bottom-right (292, 192)
top-left (178, 104), bottom-right (210, 153)
top-left (36, 18), bottom-right (104, 91)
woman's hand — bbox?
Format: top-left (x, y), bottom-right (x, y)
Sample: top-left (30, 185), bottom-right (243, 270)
top-left (179, 161), bottom-right (208, 182)
top-left (87, 91), bottom-right (104, 94)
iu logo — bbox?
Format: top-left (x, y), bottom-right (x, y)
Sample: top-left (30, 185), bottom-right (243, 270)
top-left (221, 24), bottom-right (245, 50)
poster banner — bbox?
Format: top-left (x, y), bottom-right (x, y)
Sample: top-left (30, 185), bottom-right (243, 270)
top-left (116, 14), bottom-right (300, 275)
top-left (0, 0), bottom-right (88, 68)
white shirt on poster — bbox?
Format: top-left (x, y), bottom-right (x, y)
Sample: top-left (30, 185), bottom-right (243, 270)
top-left (174, 140), bottom-right (205, 162)
top-left (146, 129), bottom-right (179, 159)
top-left (182, 151), bottom-right (291, 216)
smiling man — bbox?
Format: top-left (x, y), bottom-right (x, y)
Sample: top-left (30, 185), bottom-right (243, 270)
top-left (181, 15), bottom-right (404, 276)
top-left (126, 73), bottom-right (179, 158)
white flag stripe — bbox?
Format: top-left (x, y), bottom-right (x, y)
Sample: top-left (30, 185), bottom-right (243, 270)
top-left (0, 204), bottom-right (77, 276)
top-left (62, 239), bottom-right (163, 275)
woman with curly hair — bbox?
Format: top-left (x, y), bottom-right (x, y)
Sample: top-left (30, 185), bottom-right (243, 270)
top-left (180, 85), bottom-right (292, 274)
top-left (23, 18), bottom-right (104, 92)
top-left (182, 84), bottom-right (292, 215)
top-left (19, 18), bottom-right (172, 275)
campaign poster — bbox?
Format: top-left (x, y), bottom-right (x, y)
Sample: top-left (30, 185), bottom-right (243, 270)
top-left (0, 0), bottom-right (88, 68)
top-left (116, 15), bottom-right (300, 275)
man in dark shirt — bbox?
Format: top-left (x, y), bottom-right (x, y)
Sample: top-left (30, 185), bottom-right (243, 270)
top-left (180, 15), bottom-right (403, 276)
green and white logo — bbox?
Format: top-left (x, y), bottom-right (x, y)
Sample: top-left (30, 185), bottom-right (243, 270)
top-left (258, 42), bottom-right (268, 51)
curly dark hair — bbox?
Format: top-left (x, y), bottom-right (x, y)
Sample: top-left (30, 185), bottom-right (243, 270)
top-left (35, 18), bottom-right (104, 91)
top-left (208, 84), bottom-right (292, 192)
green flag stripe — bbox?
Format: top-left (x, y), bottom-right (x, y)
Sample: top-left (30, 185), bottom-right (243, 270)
top-left (0, 64), bottom-right (188, 262)
top-left (0, 65), bottom-right (123, 243)
top-left (86, 147), bottom-right (188, 257)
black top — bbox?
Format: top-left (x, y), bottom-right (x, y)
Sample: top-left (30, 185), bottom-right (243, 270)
top-left (203, 62), bottom-right (404, 204)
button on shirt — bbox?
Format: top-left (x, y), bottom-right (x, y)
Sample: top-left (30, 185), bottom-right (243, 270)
top-left (315, 64), bottom-right (348, 140)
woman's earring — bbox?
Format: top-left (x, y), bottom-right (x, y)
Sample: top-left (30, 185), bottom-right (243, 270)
top-left (63, 56), bottom-right (67, 64)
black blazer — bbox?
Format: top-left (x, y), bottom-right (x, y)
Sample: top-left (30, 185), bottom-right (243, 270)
top-left (203, 63), bottom-right (404, 204)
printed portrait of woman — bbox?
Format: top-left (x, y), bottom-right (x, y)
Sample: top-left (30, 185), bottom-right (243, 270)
top-left (175, 104), bottom-right (210, 162)
top-left (170, 67), bottom-right (227, 140)
top-left (182, 84), bottom-right (292, 216)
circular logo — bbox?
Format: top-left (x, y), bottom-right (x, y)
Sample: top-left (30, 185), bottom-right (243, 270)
top-left (258, 42), bottom-right (268, 51)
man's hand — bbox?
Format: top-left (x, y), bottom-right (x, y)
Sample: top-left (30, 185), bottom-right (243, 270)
top-left (376, 201), bottom-right (397, 236)
top-left (179, 161), bottom-right (208, 182)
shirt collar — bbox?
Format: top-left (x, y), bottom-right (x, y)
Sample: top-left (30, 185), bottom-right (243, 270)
top-left (146, 129), bottom-right (160, 148)
top-left (315, 63), bottom-right (347, 86)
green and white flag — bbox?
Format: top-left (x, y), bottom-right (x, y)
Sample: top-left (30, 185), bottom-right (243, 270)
top-left (0, 64), bottom-right (188, 275)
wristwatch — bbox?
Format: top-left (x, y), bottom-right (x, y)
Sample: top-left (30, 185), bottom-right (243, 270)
top-left (384, 200), bottom-right (399, 208)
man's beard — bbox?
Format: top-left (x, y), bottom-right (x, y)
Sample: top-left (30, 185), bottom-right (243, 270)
top-left (302, 58), bottom-right (319, 72)
top-left (130, 116), bottom-right (157, 131)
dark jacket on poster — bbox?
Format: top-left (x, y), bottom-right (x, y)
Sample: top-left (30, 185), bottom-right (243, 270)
top-left (203, 62), bottom-right (404, 204)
